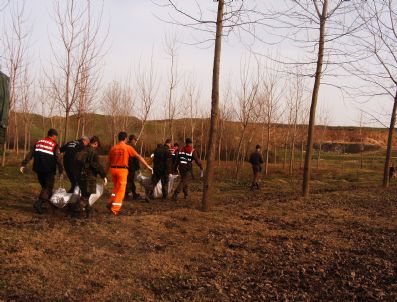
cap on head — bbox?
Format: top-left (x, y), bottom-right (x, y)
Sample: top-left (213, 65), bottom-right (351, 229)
top-left (185, 138), bottom-right (193, 145)
top-left (129, 134), bottom-right (137, 141)
top-left (47, 128), bottom-right (58, 137)
top-left (174, 142), bottom-right (179, 147)
top-left (165, 138), bottom-right (172, 144)
top-left (118, 132), bottom-right (127, 141)
top-left (256, 144), bottom-right (261, 149)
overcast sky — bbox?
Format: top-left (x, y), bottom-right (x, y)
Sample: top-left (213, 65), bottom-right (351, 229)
top-left (0, 0), bottom-right (392, 127)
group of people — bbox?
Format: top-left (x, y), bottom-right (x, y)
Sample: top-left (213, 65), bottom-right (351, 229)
top-left (20, 128), bottom-right (203, 217)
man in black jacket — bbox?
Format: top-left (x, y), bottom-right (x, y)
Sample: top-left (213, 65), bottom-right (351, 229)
top-left (126, 135), bottom-right (141, 200)
top-left (60, 136), bottom-right (90, 192)
top-left (20, 128), bottom-right (64, 214)
top-left (148, 139), bottom-right (173, 200)
top-left (248, 144), bottom-right (264, 190)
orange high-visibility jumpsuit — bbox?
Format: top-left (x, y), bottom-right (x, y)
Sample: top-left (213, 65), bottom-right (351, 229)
top-left (108, 141), bottom-right (139, 215)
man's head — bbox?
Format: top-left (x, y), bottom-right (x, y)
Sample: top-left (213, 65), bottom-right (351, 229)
top-left (118, 132), bottom-right (128, 142)
top-left (129, 134), bottom-right (137, 145)
top-left (174, 142), bottom-right (179, 150)
top-left (47, 128), bottom-right (58, 141)
top-left (256, 144), bottom-right (261, 152)
top-left (90, 136), bottom-right (100, 149)
top-left (165, 138), bottom-right (172, 148)
top-left (185, 138), bottom-right (193, 145)
top-left (81, 135), bottom-right (90, 146)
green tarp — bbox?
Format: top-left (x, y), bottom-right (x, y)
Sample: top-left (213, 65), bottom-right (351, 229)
top-left (0, 71), bottom-right (10, 145)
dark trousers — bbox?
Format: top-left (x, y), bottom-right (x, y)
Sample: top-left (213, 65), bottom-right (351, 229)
top-left (126, 169), bottom-right (138, 196)
top-left (37, 172), bottom-right (55, 201)
top-left (151, 173), bottom-right (169, 198)
top-left (175, 170), bottom-right (191, 196)
top-left (251, 165), bottom-right (261, 187)
top-left (64, 164), bottom-right (78, 193)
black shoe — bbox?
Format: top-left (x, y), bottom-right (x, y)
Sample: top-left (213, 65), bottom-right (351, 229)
top-left (172, 192), bottom-right (178, 201)
top-left (33, 200), bottom-right (44, 214)
top-left (132, 193), bottom-right (141, 200)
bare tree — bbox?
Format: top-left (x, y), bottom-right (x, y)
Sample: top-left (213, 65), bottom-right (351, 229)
top-left (102, 80), bottom-right (134, 145)
top-left (347, 0), bottom-right (397, 187)
top-left (163, 32), bottom-right (180, 141)
top-left (161, 0), bottom-right (267, 210)
top-left (1, 0), bottom-right (29, 165)
top-left (260, 65), bottom-right (283, 175)
top-left (316, 105), bottom-right (331, 169)
top-left (234, 56), bottom-right (260, 178)
top-left (19, 65), bottom-right (34, 157)
top-left (136, 53), bottom-right (159, 142)
top-left (48, 0), bottom-right (106, 144)
top-left (266, 0), bottom-right (361, 197)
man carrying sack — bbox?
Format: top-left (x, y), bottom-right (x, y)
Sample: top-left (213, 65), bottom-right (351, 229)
top-left (107, 132), bottom-right (152, 216)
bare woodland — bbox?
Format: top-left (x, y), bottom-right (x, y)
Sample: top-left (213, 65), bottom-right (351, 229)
top-left (1, 0), bottom-right (397, 203)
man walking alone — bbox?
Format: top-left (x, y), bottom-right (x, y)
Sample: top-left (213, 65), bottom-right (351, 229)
top-left (20, 128), bottom-right (64, 214)
top-left (107, 132), bottom-right (152, 215)
top-left (249, 144), bottom-right (264, 190)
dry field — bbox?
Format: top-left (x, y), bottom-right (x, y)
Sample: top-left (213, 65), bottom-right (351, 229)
top-left (0, 160), bottom-right (396, 301)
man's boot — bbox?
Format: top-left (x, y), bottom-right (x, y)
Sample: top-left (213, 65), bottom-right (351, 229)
top-left (33, 199), bottom-right (44, 214)
top-left (132, 193), bottom-right (141, 200)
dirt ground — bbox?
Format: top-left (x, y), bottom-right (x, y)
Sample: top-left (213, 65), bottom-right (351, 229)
top-left (0, 162), bottom-right (396, 301)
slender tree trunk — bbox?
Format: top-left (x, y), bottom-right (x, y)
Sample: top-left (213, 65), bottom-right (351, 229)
top-left (265, 122), bottom-right (271, 175)
top-left (317, 143), bottom-right (322, 169)
top-left (302, 2), bottom-right (327, 197)
top-left (64, 110), bottom-right (70, 144)
top-left (202, 0), bottom-right (224, 211)
top-left (383, 89), bottom-right (397, 187)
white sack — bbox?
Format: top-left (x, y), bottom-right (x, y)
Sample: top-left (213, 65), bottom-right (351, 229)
top-left (88, 184), bottom-right (104, 206)
top-left (136, 172), bottom-right (178, 199)
top-left (50, 188), bottom-right (73, 208)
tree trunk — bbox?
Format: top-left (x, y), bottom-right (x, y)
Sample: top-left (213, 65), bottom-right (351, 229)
top-left (201, 0), bottom-right (224, 212)
top-left (302, 2), bottom-right (327, 197)
top-left (64, 110), bottom-right (70, 144)
top-left (383, 89), bottom-right (397, 187)
top-left (264, 122), bottom-right (271, 175)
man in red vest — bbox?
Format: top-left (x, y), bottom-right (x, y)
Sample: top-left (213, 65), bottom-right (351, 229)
top-left (20, 128), bottom-right (64, 214)
top-left (172, 138), bottom-right (203, 201)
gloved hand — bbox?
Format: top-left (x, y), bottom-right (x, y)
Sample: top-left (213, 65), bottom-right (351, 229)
top-left (103, 177), bottom-right (108, 186)
top-left (200, 169), bottom-right (204, 178)
top-left (19, 166), bottom-right (25, 174)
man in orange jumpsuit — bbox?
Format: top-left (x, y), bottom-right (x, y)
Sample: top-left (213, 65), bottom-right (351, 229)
top-left (107, 132), bottom-right (153, 215)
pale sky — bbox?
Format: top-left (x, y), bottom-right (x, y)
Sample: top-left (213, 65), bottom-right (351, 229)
top-left (0, 0), bottom-right (393, 127)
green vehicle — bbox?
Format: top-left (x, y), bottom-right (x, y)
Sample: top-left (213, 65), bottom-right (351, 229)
top-left (0, 71), bottom-right (10, 145)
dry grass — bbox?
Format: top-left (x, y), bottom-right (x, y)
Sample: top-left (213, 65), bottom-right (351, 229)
top-left (0, 161), bottom-right (396, 301)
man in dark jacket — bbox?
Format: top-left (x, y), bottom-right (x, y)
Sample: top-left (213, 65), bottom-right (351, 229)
top-left (148, 139), bottom-right (173, 200)
top-left (172, 138), bottom-right (203, 201)
top-left (20, 128), bottom-right (64, 214)
top-left (73, 136), bottom-right (107, 218)
top-left (249, 144), bottom-right (264, 190)
top-left (60, 136), bottom-right (90, 192)
top-left (126, 135), bottom-right (141, 200)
